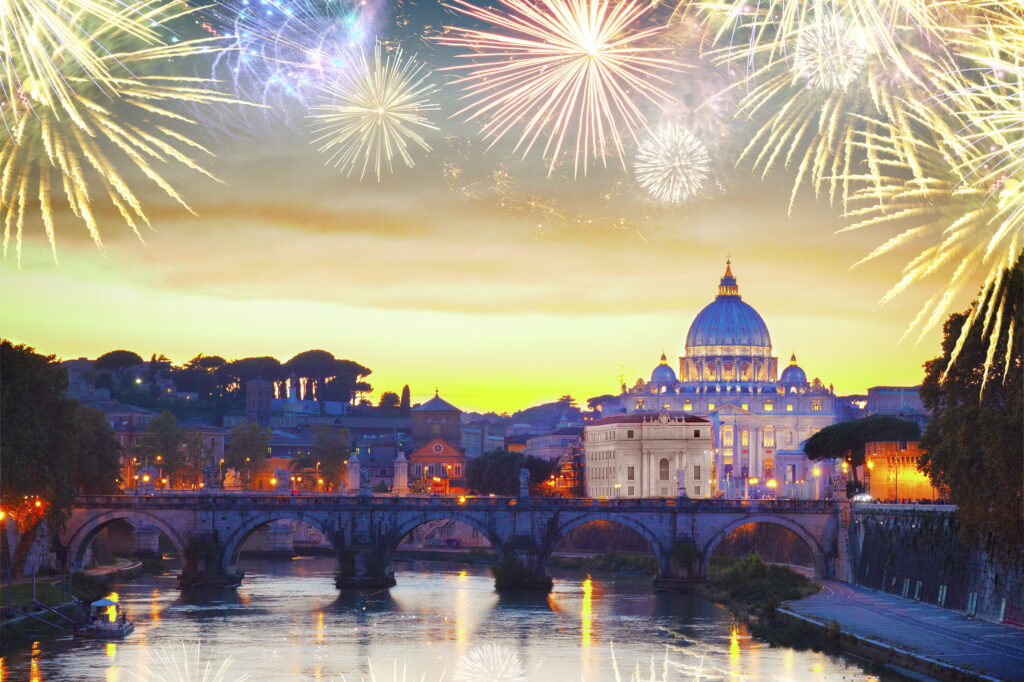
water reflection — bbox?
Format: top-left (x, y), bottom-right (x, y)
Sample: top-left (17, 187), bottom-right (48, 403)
top-left (0, 558), bottom-right (897, 681)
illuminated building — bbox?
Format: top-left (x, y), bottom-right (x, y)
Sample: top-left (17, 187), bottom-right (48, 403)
top-left (590, 261), bottom-right (840, 499)
top-left (583, 412), bottom-right (713, 499)
top-left (862, 441), bottom-right (945, 502)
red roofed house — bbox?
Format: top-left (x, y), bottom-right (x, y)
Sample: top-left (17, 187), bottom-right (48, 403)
top-left (409, 438), bottom-right (467, 495)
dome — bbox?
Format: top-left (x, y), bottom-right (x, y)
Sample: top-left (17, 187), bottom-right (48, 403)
top-left (780, 353), bottom-right (807, 384)
top-left (685, 261), bottom-right (771, 349)
top-left (650, 352), bottom-right (677, 385)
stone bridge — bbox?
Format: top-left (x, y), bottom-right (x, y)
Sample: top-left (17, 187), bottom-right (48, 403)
top-left (56, 494), bottom-right (842, 590)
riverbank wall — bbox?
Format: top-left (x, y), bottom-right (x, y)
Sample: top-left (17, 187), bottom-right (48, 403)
top-left (850, 505), bottom-right (1023, 624)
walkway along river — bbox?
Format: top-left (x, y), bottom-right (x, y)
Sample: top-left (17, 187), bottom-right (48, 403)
top-left (0, 557), bottom-right (902, 681)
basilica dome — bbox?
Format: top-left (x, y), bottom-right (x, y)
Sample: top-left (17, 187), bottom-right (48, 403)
top-left (780, 354), bottom-right (807, 385)
top-left (650, 353), bottom-right (677, 385)
top-left (685, 261), bottom-right (771, 350)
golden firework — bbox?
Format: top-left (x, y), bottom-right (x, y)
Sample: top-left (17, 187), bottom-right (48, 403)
top-left (1, 0), bottom-right (234, 263)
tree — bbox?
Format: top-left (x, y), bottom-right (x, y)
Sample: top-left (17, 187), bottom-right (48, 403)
top-left (918, 255), bottom-right (1022, 556)
top-left (94, 349), bottom-right (144, 388)
top-left (181, 430), bottom-right (214, 488)
top-left (133, 411), bottom-right (185, 475)
top-left (466, 449), bottom-right (557, 496)
top-left (400, 385), bottom-right (411, 417)
top-left (227, 422), bottom-right (273, 489)
top-left (803, 415), bottom-right (920, 488)
top-left (1, 342), bottom-right (120, 531)
top-left (70, 405), bottom-right (123, 494)
top-left (378, 391), bottom-right (400, 411)
top-left (313, 426), bottom-right (351, 491)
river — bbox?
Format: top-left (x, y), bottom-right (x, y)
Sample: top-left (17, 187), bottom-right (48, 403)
top-left (0, 558), bottom-right (894, 681)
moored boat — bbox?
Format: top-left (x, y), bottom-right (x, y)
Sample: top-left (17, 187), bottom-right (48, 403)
top-left (74, 596), bottom-right (134, 639)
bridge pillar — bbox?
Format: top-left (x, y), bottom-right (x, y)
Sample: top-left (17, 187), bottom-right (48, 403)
top-left (131, 524), bottom-right (161, 557)
top-left (492, 537), bottom-right (552, 593)
top-left (178, 533), bottom-right (243, 589)
top-left (335, 511), bottom-right (395, 590)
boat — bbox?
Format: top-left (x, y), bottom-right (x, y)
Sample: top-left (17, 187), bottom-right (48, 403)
top-left (74, 597), bottom-right (134, 639)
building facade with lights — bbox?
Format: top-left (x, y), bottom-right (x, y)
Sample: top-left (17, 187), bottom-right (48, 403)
top-left (583, 413), bottom-right (713, 499)
top-left (589, 262), bottom-right (841, 499)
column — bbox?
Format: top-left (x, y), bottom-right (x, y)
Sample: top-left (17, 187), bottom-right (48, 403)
top-left (392, 452), bottom-right (409, 496)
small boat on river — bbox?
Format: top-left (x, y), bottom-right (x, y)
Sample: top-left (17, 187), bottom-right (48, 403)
top-left (74, 596), bottom-right (134, 639)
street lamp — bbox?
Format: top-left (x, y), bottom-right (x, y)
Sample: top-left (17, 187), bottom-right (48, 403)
top-left (614, 483), bottom-right (621, 500)
top-left (812, 466), bottom-right (821, 500)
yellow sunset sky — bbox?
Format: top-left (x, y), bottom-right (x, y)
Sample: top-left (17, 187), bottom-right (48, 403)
top-left (0, 126), bottom-right (960, 414)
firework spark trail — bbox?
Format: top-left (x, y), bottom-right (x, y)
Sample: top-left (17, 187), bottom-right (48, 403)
top-left (454, 644), bottom-right (526, 682)
top-left (308, 42), bottom-right (438, 181)
top-left (437, 0), bottom-right (681, 177)
top-left (128, 641), bottom-right (248, 681)
top-left (634, 124), bottom-right (710, 203)
top-left (1, 0), bottom-right (236, 263)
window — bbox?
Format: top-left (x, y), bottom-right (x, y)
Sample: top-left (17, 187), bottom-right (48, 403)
top-left (765, 401), bottom-right (774, 412)
top-left (741, 403), bottom-right (748, 411)
top-left (659, 458), bottom-right (670, 480)
top-left (628, 486), bottom-right (634, 496)
top-left (812, 399), bottom-right (822, 411)
top-left (683, 402), bottom-right (693, 411)
top-left (693, 465), bottom-right (701, 480)
top-left (663, 403), bottom-right (670, 410)
top-left (635, 399), bottom-right (645, 410)
top-left (627, 466), bottom-right (635, 481)
top-left (741, 430), bottom-right (749, 446)
top-left (786, 403), bottom-right (794, 412)
top-left (627, 429), bottom-right (634, 439)
top-left (693, 429), bottom-right (701, 438)
top-left (455, 465), bottom-right (461, 476)
top-left (723, 428), bottom-right (734, 447)
top-left (707, 403), bottom-right (715, 410)
top-left (694, 486), bottom-right (700, 496)
top-left (431, 422), bottom-right (441, 434)
top-left (764, 427), bottom-right (775, 448)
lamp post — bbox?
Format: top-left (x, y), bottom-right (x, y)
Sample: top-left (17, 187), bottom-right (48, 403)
top-left (812, 466), bottom-right (821, 501)
top-left (614, 483), bottom-right (621, 500)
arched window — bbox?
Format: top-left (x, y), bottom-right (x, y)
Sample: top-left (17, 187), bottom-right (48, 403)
top-left (659, 458), bottom-right (670, 481)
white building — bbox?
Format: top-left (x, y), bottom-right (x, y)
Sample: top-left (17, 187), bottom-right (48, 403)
top-left (590, 261), bottom-right (842, 499)
top-left (584, 412), bottom-right (713, 499)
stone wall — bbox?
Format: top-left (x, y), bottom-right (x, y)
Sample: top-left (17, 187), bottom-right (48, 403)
top-left (851, 506), bottom-right (1023, 623)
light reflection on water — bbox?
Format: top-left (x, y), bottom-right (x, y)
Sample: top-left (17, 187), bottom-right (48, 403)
top-left (0, 558), bottom-right (892, 681)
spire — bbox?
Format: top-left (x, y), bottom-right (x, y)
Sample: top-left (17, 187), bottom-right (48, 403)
top-left (434, 387), bottom-right (439, 397)
top-left (790, 352), bottom-right (797, 365)
top-left (660, 351), bottom-right (668, 364)
top-left (717, 258), bottom-right (739, 297)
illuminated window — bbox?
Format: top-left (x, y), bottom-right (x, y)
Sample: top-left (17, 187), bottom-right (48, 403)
top-left (765, 401), bottom-right (774, 412)
top-left (812, 399), bottom-right (822, 411)
top-left (660, 386), bottom-right (667, 394)
top-left (786, 403), bottom-right (794, 412)
top-left (741, 430), bottom-right (749, 446)
top-left (663, 403), bottom-right (670, 411)
top-left (683, 402), bottom-right (693, 411)
top-left (723, 428), bottom-right (734, 447)
top-left (764, 427), bottom-right (775, 448)
top-left (741, 403), bottom-right (748, 411)
top-left (635, 399), bottom-right (645, 410)
top-left (708, 403), bottom-right (716, 411)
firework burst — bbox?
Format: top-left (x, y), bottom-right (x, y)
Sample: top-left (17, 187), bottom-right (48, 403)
top-left (793, 14), bottom-right (869, 92)
top-left (128, 641), bottom-right (248, 681)
top-left (634, 124), bottom-right (710, 203)
top-left (0, 0), bottom-right (234, 264)
top-left (437, 0), bottom-right (680, 176)
top-left (209, 0), bottom-right (383, 121)
top-left (308, 42), bottom-right (439, 181)
top-left (454, 644), bottom-right (526, 682)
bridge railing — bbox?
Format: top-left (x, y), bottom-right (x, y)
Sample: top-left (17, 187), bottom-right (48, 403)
top-left (73, 493), bottom-right (837, 512)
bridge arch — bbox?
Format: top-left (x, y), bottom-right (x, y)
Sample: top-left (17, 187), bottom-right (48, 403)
top-left (65, 510), bottom-right (188, 569)
top-left (385, 511), bottom-right (504, 562)
top-left (701, 514), bottom-right (828, 578)
top-left (549, 513), bottom-right (671, 576)
top-left (220, 512), bottom-right (342, 574)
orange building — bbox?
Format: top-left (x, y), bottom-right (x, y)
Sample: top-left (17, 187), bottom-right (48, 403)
top-left (409, 438), bottom-right (467, 494)
top-left (862, 441), bottom-right (945, 502)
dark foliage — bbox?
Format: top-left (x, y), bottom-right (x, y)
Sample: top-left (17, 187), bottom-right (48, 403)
top-left (465, 449), bottom-right (557, 496)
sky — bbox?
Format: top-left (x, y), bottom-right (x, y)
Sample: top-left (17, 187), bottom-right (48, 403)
top-left (0, 1), bottom-right (969, 414)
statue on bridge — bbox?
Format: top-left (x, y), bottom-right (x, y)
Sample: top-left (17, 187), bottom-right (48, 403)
top-left (519, 467), bottom-right (529, 498)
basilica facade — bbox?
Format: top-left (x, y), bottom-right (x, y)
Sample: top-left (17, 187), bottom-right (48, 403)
top-left (589, 261), bottom-right (840, 499)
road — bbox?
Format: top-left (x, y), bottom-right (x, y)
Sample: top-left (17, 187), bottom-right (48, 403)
top-left (783, 576), bottom-right (1024, 681)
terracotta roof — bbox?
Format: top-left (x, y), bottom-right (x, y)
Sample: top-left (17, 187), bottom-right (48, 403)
top-left (409, 437), bottom-right (464, 460)
top-left (589, 412), bottom-right (709, 427)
